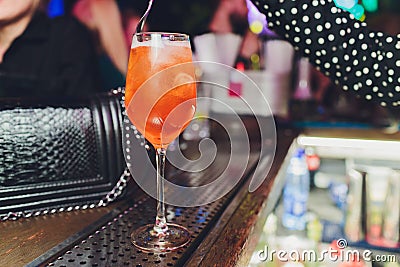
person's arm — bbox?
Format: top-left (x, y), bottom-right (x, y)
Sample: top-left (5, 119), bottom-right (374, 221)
top-left (239, 29), bottom-right (261, 59)
top-left (90, 0), bottom-right (128, 75)
top-left (251, 0), bottom-right (400, 108)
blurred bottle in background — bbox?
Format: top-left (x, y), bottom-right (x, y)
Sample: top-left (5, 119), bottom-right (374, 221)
top-left (282, 148), bottom-right (310, 231)
top-left (344, 169), bottom-right (366, 243)
top-left (382, 170), bottom-right (400, 248)
top-left (289, 57), bottom-right (317, 122)
top-left (365, 167), bottom-right (391, 246)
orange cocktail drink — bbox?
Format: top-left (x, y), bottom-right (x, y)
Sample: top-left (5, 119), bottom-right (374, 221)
top-left (125, 32), bottom-right (196, 251)
top-left (125, 35), bottom-right (196, 149)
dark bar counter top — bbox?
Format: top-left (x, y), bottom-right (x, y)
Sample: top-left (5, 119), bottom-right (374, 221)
top-left (1, 114), bottom-right (296, 267)
top-left (2, 115), bottom-right (398, 267)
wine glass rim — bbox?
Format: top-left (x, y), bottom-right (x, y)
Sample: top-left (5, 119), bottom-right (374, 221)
top-left (134, 32), bottom-right (190, 38)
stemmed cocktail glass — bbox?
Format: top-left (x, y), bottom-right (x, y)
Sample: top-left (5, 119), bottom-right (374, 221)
top-left (125, 32), bottom-right (196, 251)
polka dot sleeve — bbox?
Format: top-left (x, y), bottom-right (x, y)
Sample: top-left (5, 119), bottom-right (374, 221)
top-left (251, 0), bottom-right (400, 108)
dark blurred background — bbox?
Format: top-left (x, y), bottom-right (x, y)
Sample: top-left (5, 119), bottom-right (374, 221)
top-left (50, 0), bottom-right (399, 36)
top-left (44, 0), bottom-right (400, 123)
top-left (117, 0), bottom-right (400, 35)
top-left (118, 0), bottom-right (215, 36)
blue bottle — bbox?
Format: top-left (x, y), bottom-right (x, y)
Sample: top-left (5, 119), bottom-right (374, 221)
top-left (282, 148), bottom-right (310, 231)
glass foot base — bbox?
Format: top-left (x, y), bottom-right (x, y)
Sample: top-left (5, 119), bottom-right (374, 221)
top-left (131, 223), bottom-right (190, 252)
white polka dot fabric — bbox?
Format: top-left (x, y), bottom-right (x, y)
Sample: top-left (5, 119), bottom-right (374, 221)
top-left (252, 0), bottom-right (400, 107)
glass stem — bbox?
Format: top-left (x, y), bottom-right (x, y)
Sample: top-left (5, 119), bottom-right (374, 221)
top-left (153, 147), bottom-right (168, 236)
